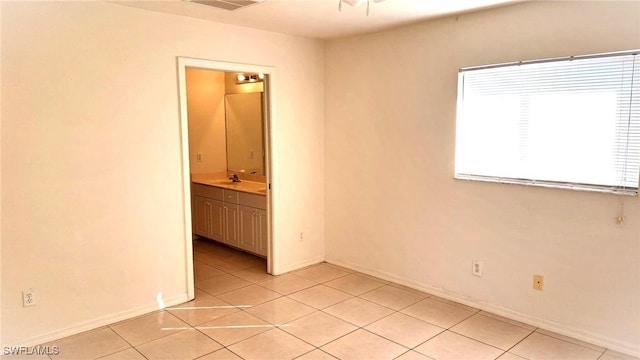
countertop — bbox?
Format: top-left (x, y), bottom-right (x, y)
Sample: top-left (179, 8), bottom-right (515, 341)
top-left (191, 174), bottom-right (267, 195)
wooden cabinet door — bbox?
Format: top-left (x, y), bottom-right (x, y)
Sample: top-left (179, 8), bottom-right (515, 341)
top-left (192, 196), bottom-right (209, 237)
top-left (193, 186), bottom-right (266, 257)
top-left (256, 209), bottom-right (268, 257)
top-left (238, 205), bottom-right (258, 254)
top-left (208, 199), bottom-right (225, 242)
top-left (223, 204), bottom-right (239, 248)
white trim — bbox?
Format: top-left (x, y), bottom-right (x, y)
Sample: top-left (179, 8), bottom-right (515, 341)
top-left (4, 294), bottom-right (188, 348)
top-left (176, 57), bottom-right (276, 280)
top-left (460, 49), bottom-right (640, 72)
top-left (454, 174), bottom-right (638, 196)
top-left (176, 57), bottom-right (195, 301)
top-left (262, 77), bottom-right (275, 274)
top-left (274, 257), bottom-right (325, 276)
top-left (326, 258), bottom-right (640, 358)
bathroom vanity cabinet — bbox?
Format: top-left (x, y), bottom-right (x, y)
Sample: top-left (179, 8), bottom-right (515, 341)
top-left (239, 204), bottom-right (267, 256)
top-left (192, 195), bottom-right (225, 242)
top-left (192, 183), bottom-right (267, 257)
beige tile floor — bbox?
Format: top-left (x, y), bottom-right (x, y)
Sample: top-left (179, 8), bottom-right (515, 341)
top-left (8, 239), bottom-right (639, 360)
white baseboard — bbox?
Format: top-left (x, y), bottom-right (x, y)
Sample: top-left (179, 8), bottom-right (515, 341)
top-left (274, 256), bottom-right (324, 275)
top-left (326, 258), bottom-right (640, 358)
top-left (5, 293), bottom-right (189, 348)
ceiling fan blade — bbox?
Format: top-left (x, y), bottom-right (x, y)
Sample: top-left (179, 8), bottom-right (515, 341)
top-left (341, 0), bottom-right (368, 6)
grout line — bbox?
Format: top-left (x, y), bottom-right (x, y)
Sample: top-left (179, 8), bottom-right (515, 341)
top-left (193, 243), bottom-right (621, 360)
top-left (103, 326), bottom-right (150, 360)
top-left (504, 330), bottom-right (538, 359)
top-left (444, 329), bottom-right (508, 354)
top-left (197, 246), bottom-right (437, 357)
top-left (531, 331), bottom-right (608, 355)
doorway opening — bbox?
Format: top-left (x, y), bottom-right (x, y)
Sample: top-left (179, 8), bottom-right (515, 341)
top-left (177, 58), bottom-right (274, 300)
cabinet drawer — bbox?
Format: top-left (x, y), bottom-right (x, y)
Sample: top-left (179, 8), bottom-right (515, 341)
top-left (223, 189), bottom-right (239, 204)
top-left (238, 192), bottom-right (266, 209)
top-left (192, 183), bottom-right (223, 200)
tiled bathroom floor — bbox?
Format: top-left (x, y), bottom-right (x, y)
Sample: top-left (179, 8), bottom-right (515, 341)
top-left (10, 239), bottom-right (638, 360)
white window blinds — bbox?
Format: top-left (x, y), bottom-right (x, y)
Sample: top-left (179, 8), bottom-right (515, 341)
top-left (455, 51), bottom-right (640, 195)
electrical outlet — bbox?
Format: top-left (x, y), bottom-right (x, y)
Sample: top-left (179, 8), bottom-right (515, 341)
top-left (22, 289), bottom-right (36, 307)
top-left (533, 275), bottom-right (544, 291)
top-left (196, 152), bottom-right (203, 162)
top-left (299, 232), bottom-right (303, 240)
top-left (472, 261), bottom-right (483, 277)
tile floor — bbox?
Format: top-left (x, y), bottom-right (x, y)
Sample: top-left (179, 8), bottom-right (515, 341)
top-left (8, 239), bottom-right (638, 360)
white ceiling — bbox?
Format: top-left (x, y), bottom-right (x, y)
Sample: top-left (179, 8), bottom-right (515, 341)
top-left (114, 0), bottom-right (523, 39)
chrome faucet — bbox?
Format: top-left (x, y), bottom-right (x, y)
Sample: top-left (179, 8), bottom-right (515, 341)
top-left (229, 173), bottom-right (241, 183)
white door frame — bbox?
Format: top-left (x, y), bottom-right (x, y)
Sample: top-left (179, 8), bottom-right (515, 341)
top-left (176, 57), bottom-right (275, 300)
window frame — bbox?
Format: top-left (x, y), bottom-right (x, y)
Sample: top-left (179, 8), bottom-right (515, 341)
top-left (454, 50), bottom-right (640, 196)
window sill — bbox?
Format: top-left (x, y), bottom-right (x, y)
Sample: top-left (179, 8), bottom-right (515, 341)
top-left (454, 174), bottom-right (638, 196)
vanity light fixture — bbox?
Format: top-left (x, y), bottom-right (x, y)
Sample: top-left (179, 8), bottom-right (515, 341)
top-left (236, 73), bottom-right (265, 84)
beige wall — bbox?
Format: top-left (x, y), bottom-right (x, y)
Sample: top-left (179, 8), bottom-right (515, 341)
top-left (186, 68), bottom-right (227, 175)
top-left (1, 1), bottom-right (325, 346)
top-left (325, 1), bottom-right (640, 355)
top-left (186, 70), bottom-right (266, 176)
top-left (4, 0), bottom-right (638, 353)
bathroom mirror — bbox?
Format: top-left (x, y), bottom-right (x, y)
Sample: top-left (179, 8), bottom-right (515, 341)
top-left (225, 92), bottom-right (265, 175)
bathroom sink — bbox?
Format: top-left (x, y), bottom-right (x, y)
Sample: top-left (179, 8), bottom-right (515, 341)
top-left (200, 178), bottom-right (267, 194)
top-left (210, 179), bottom-right (238, 185)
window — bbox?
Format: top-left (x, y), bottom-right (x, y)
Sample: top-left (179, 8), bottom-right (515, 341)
top-left (455, 51), bottom-right (640, 195)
